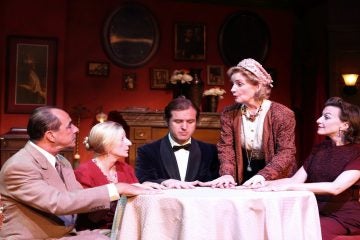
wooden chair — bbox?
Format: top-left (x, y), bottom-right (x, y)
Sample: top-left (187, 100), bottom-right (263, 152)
top-left (110, 196), bottom-right (128, 240)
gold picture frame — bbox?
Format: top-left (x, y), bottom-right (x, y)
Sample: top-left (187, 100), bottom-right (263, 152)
top-left (150, 68), bottom-right (169, 89)
top-left (87, 62), bottom-right (109, 77)
top-left (122, 73), bottom-right (136, 90)
top-left (207, 65), bottom-right (224, 85)
top-left (6, 35), bottom-right (57, 113)
top-left (174, 23), bottom-right (206, 61)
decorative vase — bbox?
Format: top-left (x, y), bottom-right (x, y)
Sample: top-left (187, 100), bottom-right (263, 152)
top-left (188, 68), bottom-right (204, 109)
top-left (203, 95), bottom-right (219, 112)
top-left (172, 82), bottom-right (191, 99)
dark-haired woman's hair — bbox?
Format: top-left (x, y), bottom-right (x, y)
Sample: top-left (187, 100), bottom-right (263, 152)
top-left (27, 106), bottom-right (61, 141)
top-left (164, 96), bottom-right (200, 124)
top-left (325, 97), bottom-right (360, 143)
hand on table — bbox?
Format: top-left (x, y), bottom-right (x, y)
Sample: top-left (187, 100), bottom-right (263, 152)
top-left (161, 179), bottom-right (199, 189)
top-left (140, 181), bottom-right (167, 190)
top-left (116, 182), bottom-right (162, 197)
top-left (242, 175), bottom-right (265, 188)
top-left (255, 183), bottom-right (291, 192)
top-left (198, 175), bottom-right (237, 188)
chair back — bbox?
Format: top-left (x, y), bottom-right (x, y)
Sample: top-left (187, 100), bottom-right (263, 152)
top-left (110, 196), bottom-right (128, 240)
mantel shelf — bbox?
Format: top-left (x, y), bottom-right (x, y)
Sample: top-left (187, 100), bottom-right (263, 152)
top-left (114, 110), bottom-right (221, 129)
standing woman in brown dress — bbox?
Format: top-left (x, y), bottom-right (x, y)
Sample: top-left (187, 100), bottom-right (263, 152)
top-left (202, 58), bottom-right (297, 188)
top-left (259, 97), bottom-right (360, 239)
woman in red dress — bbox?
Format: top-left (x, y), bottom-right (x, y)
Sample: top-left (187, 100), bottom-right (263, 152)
top-left (74, 121), bottom-right (163, 230)
top-left (259, 97), bottom-right (360, 239)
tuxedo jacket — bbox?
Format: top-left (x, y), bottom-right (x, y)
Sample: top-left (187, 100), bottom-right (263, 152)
top-left (0, 142), bottom-right (111, 239)
top-left (135, 136), bottom-right (220, 184)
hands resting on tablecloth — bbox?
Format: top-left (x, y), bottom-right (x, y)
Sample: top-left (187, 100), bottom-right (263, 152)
top-left (197, 174), bottom-right (267, 189)
top-left (129, 175), bottom-right (281, 191)
top-left (138, 182), bottom-right (167, 190)
top-left (116, 182), bottom-right (163, 197)
top-left (158, 177), bottom-right (265, 189)
top-left (132, 180), bottom-right (201, 190)
top-left (137, 174), bottom-right (269, 190)
top-left (196, 175), bottom-right (294, 192)
top-left (160, 179), bottom-right (201, 189)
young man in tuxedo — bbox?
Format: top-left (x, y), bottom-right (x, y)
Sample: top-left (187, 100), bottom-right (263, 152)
top-left (136, 97), bottom-right (220, 189)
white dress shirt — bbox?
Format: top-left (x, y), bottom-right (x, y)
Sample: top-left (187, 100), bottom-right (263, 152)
top-left (168, 134), bottom-right (191, 181)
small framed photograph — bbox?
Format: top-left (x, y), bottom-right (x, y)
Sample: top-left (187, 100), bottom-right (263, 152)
top-left (6, 36), bottom-right (57, 113)
top-left (87, 62), bottom-right (109, 77)
top-left (174, 23), bottom-right (206, 61)
top-left (207, 65), bottom-right (224, 85)
top-left (150, 68), bottom-right (169, 89)
top-left (122, 73), bottom-right (136, 90)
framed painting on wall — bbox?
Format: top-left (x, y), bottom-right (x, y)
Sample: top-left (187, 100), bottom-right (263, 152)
top-left (87, 62), bottom-right (109, 77)
top-left (207, 65), bottom-right (225, 85)
top-left (150, 68), bottom-right (169, 89)
top-left (122, 73), bottom-right (136, 90)
top-left (102, 3), bottom-right (159, 68)
top-left (6, 36), bottom-right (57, 113)
top-left (174, 23), bottom-right (206, 61)
top-left (219, 11), bottom-right (270, 66)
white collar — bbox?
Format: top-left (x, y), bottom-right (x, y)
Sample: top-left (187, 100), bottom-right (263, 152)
top-left (29, 141), bottom-right (57, 167)
top-left (168, 133), bottom-right (191, 147)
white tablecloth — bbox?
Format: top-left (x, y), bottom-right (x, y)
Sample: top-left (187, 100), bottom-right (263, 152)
top-left (118, 187), bottom-right (321, 240)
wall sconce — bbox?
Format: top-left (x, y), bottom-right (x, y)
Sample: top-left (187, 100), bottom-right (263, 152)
top-left (70, 105), bottom-right (91, 164)
top-left (342, 74), bottom-right (358, 86)
top-left (342, 73), bottom-right (358, 95)
top-left (95, 107), bottom-right (108, 123)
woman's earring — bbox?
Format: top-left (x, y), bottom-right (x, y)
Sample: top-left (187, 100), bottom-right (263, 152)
top-left (337, 128), bottom-right (342, 137)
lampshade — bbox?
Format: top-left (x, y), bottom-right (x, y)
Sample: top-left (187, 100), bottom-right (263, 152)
top-left (342, 74), bottom-right (359, 86)
top-left (96, 111), bottom-right (108, 123)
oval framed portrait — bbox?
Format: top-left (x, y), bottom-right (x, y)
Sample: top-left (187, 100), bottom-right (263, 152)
top-left (102, 3), bottom-right (159, 68)
top-left (218, 11), bottom-right (270, 66)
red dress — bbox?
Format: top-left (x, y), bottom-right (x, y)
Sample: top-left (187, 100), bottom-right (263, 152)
top-left (303, 140), bottom-right (360, 235)
top-left (74, 159), bottom-right (138, 230)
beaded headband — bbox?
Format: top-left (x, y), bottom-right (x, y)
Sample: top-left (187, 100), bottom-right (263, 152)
top-left (230, 58), bottom-right (273, 88)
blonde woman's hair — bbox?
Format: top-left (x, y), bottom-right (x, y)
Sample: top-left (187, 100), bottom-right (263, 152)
top-left (227, 58), bottom-right (273, 100)
top-left (83, 121), bottom-right (124, 154)
top-left (227, 67), bottom-right (272, 100)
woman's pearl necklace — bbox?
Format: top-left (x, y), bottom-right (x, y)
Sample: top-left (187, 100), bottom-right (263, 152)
top-left (92, 158), bottom-right (118, 183)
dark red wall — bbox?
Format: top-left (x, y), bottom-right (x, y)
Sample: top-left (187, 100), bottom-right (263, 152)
top-left (0, 0), bottom-right (67, 132)
top-left (1, 0), bottom-right (295, 162)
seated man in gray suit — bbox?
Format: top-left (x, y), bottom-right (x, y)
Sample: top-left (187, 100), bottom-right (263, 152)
top-left (136, 97), bottom-right (220, 189)
top-left (0, 106), bottom-right (158, 239)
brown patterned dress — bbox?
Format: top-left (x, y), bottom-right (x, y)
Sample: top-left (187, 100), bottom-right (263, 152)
top-left (217, 101), bottom-right (297, 184)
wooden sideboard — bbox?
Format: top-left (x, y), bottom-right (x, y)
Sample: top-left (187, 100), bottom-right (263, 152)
top-left (0, 128), bottom-right (74, 169)
top-left (108, 110), bottom-right (221, 166)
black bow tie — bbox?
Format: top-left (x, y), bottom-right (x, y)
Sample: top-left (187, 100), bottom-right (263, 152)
top-left (173, 143), bottom-right (191, 151)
